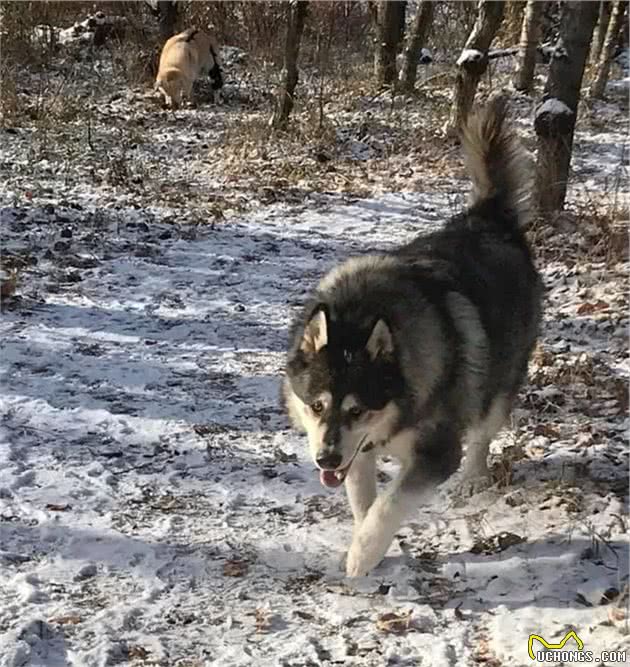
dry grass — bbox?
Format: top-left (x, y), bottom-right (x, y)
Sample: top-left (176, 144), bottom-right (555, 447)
top-left (1, 1), bottom-right (627, 246)
top-left (0, 0), bottom-right (484, 105)
top-left (208, 54), bottom-right (458, 197)
top-left (527, 197), bottom-right (629, 268)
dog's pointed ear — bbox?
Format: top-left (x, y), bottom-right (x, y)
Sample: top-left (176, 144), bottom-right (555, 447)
top-left (300, 308), bottom-right (328, 355)
top-left (365, 319), bottom-right (394, 360)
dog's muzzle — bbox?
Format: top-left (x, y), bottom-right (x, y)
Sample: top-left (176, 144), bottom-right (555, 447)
top-left (318, 435), bottom-right (369, 489)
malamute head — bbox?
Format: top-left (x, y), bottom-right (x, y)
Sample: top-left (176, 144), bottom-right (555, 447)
top-left (284, 304), bottom-right (404, 488)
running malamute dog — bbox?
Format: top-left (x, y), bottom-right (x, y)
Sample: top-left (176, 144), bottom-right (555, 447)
top-left (283, 97), bottom-right (543, 577)
top-left (155, 27), bottom-right (223, 108)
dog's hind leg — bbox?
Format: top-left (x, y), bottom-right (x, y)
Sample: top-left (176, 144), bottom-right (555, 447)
top-left (183, 79), bottom-right (195, 107)
top-left (461, 394), bottom-right (510, 494)
top-left (344, 447), bottom-right (376, 526)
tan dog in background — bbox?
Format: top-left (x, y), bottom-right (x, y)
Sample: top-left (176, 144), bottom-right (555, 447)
top-left (155, 27), bottom-right (223, 108)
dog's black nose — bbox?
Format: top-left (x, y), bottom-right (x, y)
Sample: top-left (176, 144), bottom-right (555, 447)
top-left (316, 452), bottom-right (342, 470)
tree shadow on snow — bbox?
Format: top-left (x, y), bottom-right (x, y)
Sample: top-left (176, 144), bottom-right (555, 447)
top-left (2, 520), bottom-right (626, 612)
top-left (438, 534), bottom-right (628, 612)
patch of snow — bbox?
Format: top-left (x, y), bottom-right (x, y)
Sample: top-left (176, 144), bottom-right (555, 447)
top-left (457, 48), bottom-right (484, 66)
top-left (488, 47), bottom-right (518, 59)
top-left (536, 97), bottom-right (574, 119)
top-left (608, 76), bottom-right (630, 93)
top-left (614, 47), bottom-right (629, 73)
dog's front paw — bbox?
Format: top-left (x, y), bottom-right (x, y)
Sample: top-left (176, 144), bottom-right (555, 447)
top-left (345, 541), bottom-right (370, 577)
top-left (345, 534), bottom-right (387, 577)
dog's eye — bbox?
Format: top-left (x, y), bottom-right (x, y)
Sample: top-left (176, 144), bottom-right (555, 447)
top-left (348, 406), bottom-right (364, 418)
top-left (311, 400), bottom-right (324, 414)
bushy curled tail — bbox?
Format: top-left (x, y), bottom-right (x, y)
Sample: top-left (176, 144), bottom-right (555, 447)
top-left (461, 95), bottom-right (533, 227)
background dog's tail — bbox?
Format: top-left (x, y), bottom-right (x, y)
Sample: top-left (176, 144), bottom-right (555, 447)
top-left (461, 96), bottom-right (533, 227)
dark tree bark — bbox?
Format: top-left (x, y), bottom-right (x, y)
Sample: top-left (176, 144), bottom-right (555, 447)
top-left (446, 0), bottom-right (505, 136)
top-left (271, 0), bottom-right (309, 130)
top-left (368, 0), bottom-right (378, 32)
top-left (156, 0), bottom-right (178, 40)
top-left (374, 0), bottom-right (406, 86)
top-left (591, 1), bottom-right (612, 63)
top-left (535, 1), bottom-right (599, 213)
top-left (513, 0), bottom-right (544, 92)
top-left (399, 1), bottom-right (435, 92)
top-left (589, 0), bottom-right (628, 98)
top-left (396, 0), bottom-right (408, 51)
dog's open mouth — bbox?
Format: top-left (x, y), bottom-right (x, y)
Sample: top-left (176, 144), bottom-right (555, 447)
top-left (319, 467), bottom-right (349, 488)
top-left (318, 436), bottom-right (371, 489)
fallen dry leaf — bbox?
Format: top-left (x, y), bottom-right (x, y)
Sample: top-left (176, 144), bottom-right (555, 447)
top-left (45, 503), bottom-right (72, 512)
top-left (127, 645), bottom-right (150, 660)
top-left (223, 559), bottom-right (249, 577)
top-left (473, 638), bottom-right (502, 665)
top-left (577, 300), bottom-right (609, 315)
top-left (0, 270), bottom-right (18, 300)
top-left (470, 532), bottom-right (525, 555)
top-left (254, 608), bottom-right (271, 633)
top-left (376, 610), bottom-right (413, 635)
top-left (526, 445), bottom-right (546, 459)
top-left (531, 344), bottom-right (553, 367)
top-left (533, 423), bottom-right (560, 439)
top-left (49, 614), bottom-right (82, 625)
top-left (608, 607), bottom-right (627, 623)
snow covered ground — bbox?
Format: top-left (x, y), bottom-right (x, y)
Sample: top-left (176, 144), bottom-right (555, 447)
top-left (1, 52), bottom-right (629, 667)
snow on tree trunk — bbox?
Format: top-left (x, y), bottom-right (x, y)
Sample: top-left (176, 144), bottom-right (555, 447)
top-left (535, 1), bottom-right (599, 213)
top-left (157, 0), bottom-right (178, 40)
top-left (591, 1), bottom-right (613, 63)
top-left (399, 0), bottom-right (435, 92)
top-left (589, 0), bottom-right (628, 98)
top-left (513, 0), bottom-right (544, 92)
top-left (446, 0), bottom-right (505, 136)
top-left (374, 0), bottom-right (406, 86)
top-left (271, 0), bottom-right (309, 131)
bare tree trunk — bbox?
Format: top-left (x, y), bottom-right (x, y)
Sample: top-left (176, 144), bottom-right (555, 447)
top-left (589, 0), bottom-right (628, 98)
top-left (374, 0), bottom-right (406, 86)
top-left (368, 0), bottom-right (378, 32)
top-left (396, 0), bottom-right (408, 51)
top-left (591, 1), bottom-right (612, 63)
top-left (399, 1), bottom-right (435, 92)
top-left (535, 1), bottom-right (599, 213)
top-left (513, 0), bottom-right (544, 92)
top-left (271, 0), bottom-right (309, 131)
top-left (157, 0), bottom-right (178, 40)
top-left (446, 0), bottom-right (505, 136)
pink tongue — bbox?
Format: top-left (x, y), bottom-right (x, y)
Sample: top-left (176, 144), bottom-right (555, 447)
top-left (320, 470), bottom-right (344, 488)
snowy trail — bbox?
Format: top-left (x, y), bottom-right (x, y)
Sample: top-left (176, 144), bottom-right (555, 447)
top-left (1, 50), bottom-right (629, 662)
top-left (1, 189), bottom-right (628, 667)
